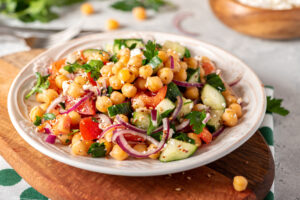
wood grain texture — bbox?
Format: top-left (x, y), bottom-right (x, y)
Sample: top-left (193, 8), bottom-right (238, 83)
top-left (0, 50), bottom-right (274, 200)
top-left (210, 0), bottom-right (300, 39)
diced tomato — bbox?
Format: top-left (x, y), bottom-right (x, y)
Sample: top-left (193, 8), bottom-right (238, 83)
top-left (49, 58), bottom-right (66, 74)
top-left (87, 72), bottom-right (97, 86)
top-left (124, 134), bottom-right (145, 142)
top-left (80, 117), bottom-right (102, 140)
top-left (202, 61), bottom-right (216, 75)
top-left (198, 127), bottom-right (212, 144)
top-left (53, 114), bottom-right (71, 135)
top-left (132, 86), bottom-right (167, 108)
top-left (65, 97), bottom-right (96, 116)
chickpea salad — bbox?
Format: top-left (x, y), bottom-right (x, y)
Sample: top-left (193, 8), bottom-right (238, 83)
top-left (26, 39), bottom-right (243, 162)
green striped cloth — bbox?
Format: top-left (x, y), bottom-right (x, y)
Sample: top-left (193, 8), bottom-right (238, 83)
top-left (0, 86), bottom-right (275, 200)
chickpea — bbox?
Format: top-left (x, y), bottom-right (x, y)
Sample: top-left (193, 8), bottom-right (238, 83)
top-left (158, 50), bottom-right (168, 63)
top-left (121, 83), bottom-right (137, 98)
top-left (118, 48), bottom-right (130, 58)
top-left (193, 103), bottom-right (207, 112)
top-left (165, 58), bottom-right (181, 72)
top-left (97, 77), bottom-right (109, 87)
top-left (55, 75), bottom-right (68, 89)
top-left (128, 55), bottom-right (143, 67)
top-left (184, 87), bottom-right (199, 100)
top-left (68, 111), bottom-right (81, 125)
top-left (229, 103), bottom-right (242, 118)
top-left (119, 55), bottom-right (130, 65)
top-left (157, 67), bottom-right (173, 84)
top-left (132, 6), bottom-right (147, 21)
top-left (139, 65), bottom-right (153, 79)
top-left (134, 77), bottom-right (147, 90)
top-left (184, 57), bottom-right (198, 69)
top-left (110, 91), bottom-right (125, 105)
top-left (188, 133), bottom-right (202, 147)
top-left (57, 134), bottom-right (72, 145)
top-left (174, 68), bottom-right (187, 81)
top-left (72, 133), bottom-right (82, 144)
top-left (104, 129), bottom-right (114, 142)
top-left (112, 62), bottom-right (124, 75)
top-left (53, 115), bottom-right (71, 135)
top-left (96, 96), bottom-right (113, 113)
top-left (74, 75), bottom-right (87, 85)
top-left (133, 144), bottom-right (147, 153)
top-left (80, 3), bottom-right (94, 15)
top-left (71, 140), bottom-right (93, 156)
top-left (36, 89), bottom-right (58, 104)
top-left (167, 49), bottom-right (180, 61)
top-left (226, 95), bottom-right (237, 105)
top-left (110, 144), bottom-right (129, 161)
top-left (233, 176), bottom-right (248, 192)
top-left (118, 68), bottom-right (131, 82)
top-left (39, 103), bottom-right (50, 112)
top-left (180, 61), bottom-right (188, 70)
top-left (67, 82), bottom-right (84, 98)
top-left (148, 144), bottom-right (161, 159)
top-left (200, 66), bottom-right (206, 83)
top-left (29, 106), bottom-right (44, 122)
top-left (98, 51), bottom-right (110, 62)
top-left (222, 108), bottom-right (238, 127)
top-left (132, 96), bottom-right (145, 110)
top-left (58, 67), bottom-right (69, 76)
top-left (100, 64), bottom-right (113, 77)
top-left (146, 76), bottom-right (163, 92)
top-left (109, 75), bottom-right (123, 90)
top-left (114, 114), bottom-right (129, 123)
top-left (129, 66), bottom-right (139, 77)
top-left (98, 138), bottom-right (112, 155)
top-left (106, 19), bottom-right (120, 30)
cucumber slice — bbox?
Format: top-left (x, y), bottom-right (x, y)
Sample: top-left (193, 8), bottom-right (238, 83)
top-left (159, 139), bottom-right (197, 162)
top-left (83, 49), bottom-right (106, 61)
top-left (148, 56), bottom-right (162, 73)
top-left (107, 102), bottom-right (131, 117)
top-left (162, 41), bottom-right (186, 58)
top-left (155, 98), bottom-right (175, 116)
top-left (207, 109), bottom-right (224, 132)
top-left (113, 39), bottom-right (144, 53)
top-left (187, 68), bottom-right (200, 83)
top-left (132, 112), bottom-right (150, 130)
top-left (178, 97), bottom-right (194, 118)
top-left (201, 84), bottom-right (226, 110)
top-left (166, 82), bottom-right (182, 102)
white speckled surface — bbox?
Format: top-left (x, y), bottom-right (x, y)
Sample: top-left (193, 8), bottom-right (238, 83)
top-left (1, 0), bottom-right (299, 198)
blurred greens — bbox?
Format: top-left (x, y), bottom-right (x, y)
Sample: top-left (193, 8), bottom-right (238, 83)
top-left (0, 0), bottom-right (85, 23)
top-left (110, 0), bottom-right (167, 11)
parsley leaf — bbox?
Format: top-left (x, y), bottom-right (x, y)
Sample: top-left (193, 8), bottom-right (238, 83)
top-left (107, 86), bottom-right (113, 97)
top-left (59, 102), bottom-right (66, 109)
top-left (68, 129), bottom-right (80, 136)
top-left (110, 0), bottom-right (167, 12)
top-left (88, 143), bottom-right (106, 158)
top-left (206, 73), bottom-right (225, 92)
top-left (185, 111), bottom-right (207, 134)
top-left (143, 40), bottom-right (158, 63)
top-left (150, 131), bottom-right (162, 141)
top-left (43, 113), bottom-right (56, 121)
top-left (33, 116), bottom-right (42, 126)
top-left (172, 132), bottom-right (195, 144)
top-left (184, 47), bottom-right (191, 58)
top-left (266, 96), bottom-right (289, 116)
top-left (64, 61), bottom-right (103, 81)
top-left (110, 54), bottom-right (118, 63)
top-left (25, 72), bottom-right (50, 99)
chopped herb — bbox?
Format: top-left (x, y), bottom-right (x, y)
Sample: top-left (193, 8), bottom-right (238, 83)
top-left (143, 40), bottom-right (158, 64)
top-left (33, 116), bottom-right (42, 126)
top-left (185, 111), bottom-right (207, 134)
top-left (184, 48), bottom-right (191, 58)
top-left (88, 142), bottom-right (106, 158)
top-left (166, 82), bottom-right (182, 102)
top-left (65, 139), bottom-right (70, 144)
top-left (128, 43), bottom-right (137, 50)
top-left (206, 73), bottom-right (225, 92)
top-left (110, 54), bottom-right (118, 63)
top-left (43, 113), bottom-right (56, 121)
top-left (64, 62), bottom-right (103, 81)
top-left (107, 86), bottom-right (113, 96)
top-left (172, 132), bottom-right (195, 144)
top-left (113, 39), bottom-right (143, 51)
top-left (107, 102), bottom-right (132, 117)
top-left (111, 0), bottom-right (167, 12)
top-left (63, 63), bottom-right (79, 73)
top-left (148, 56), bottom-right (162, 70)
top-left (68, 129), bottom-right (80, 136)
top-left (150, 131), bottom-right (162, 141)
top-left (25, 72), bottom-right (50, 99)
top-left (92, 117), bottom-right (98, 123)
top-left (266, 96), bottom-right (289, 116)
top-left (59, 102), bottom-right (66, 109)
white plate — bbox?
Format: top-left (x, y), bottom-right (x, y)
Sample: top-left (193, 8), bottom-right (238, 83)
top-left (7, 31), bottom-right (266, 176)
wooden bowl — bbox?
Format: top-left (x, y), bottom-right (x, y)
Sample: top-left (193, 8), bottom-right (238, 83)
top-left (210, 0), bottom-right (300, 39)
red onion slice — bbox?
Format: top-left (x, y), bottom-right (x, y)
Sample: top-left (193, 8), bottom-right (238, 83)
top-left (202, 113), bottom-right (211, 124)
top-left (46, 95), bottom-right (66, 113)
top-left (212, 126), bottom-right (225, 138)
top-left (229, 76), bottom-right (242, 87)
top-left (173, 12), bottom-right (198, 36)
top-left (151, 109), bottom-right (158, 127)
top-left (116, 115), bottom-right (146, 133)
top-left (172, 80), bottom-right (204, 88)
top-left (175, 119), bottom-right (190, 132)
top-left (44, 128), bottom-right (51, 134)
top-left (170, 56), bottom-right (174, 69)
top-left (98, 124), bottom-right (124, 139)
top-left (45, 135), bottom-right (56, 144)
top-left (60, 92), bottom-right (93, 114)
top-left (115, 118), bottom-right (170, 158)
top-left (96, 114), bottom-right (112, 130)
top-left (170, 96), bottom-right (183, 121)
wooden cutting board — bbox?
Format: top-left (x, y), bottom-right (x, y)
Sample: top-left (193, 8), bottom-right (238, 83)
top-left (0, 50), bottom-right (274, 200)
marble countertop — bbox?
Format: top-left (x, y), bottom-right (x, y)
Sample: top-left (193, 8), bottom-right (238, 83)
top-left (1, 0), bottom-right (299, 198)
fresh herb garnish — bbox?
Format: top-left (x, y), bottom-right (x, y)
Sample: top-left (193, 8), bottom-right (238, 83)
top-left (107, 86), bottom-right (113, 96)
top-left (25, 72), bottom-right (50, 99)
top-left (33, 116), bottom-right (42, 126)
top-left (110, 54), bottom-right (118, 63)
top-left (185, 111), bottom-right (207, 134)
top-left (92, 117), bottom-right (98, 123)
top-left (111, 0), bottom-right (167, 12)
top-left (148, 56), bottom-right (162, 69)
top-left (65, 139), bottom-right (70, 144)
top-left (150, 131), bottom-right (162, 141)
top-left (68, 129), bottom-right (80, 136)
top-left (143, 40), bottom-right (158, 63)
top-left (184, 47), bottom-right (191, 58)
top-left (172, 132), bottom-right (195, 144)
top-left (88, 143), bottom-right (106, 158)
top-left (59, 102), bottom-right (66, 109)
top-left (266, 96), bottom-right (289, 116)
top-left (113, 39), bottom-right (143, 51)
top-left (64, 61), bottom-right (103, 81)
top-left (206, 73), bottom-right (225, 92)
top-left (43, 113), bottom-right (56, 121)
